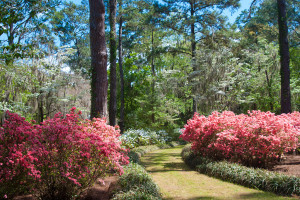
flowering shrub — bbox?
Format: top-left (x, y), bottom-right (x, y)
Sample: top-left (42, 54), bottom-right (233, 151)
top-left (0, 108), bottom-right (129, 199)
top-left (120, 129), bottom-right (170, 149)
top-left (0, 112), bottom-right (41, 198)
top-left (180, 111), bottom-right (300, 168)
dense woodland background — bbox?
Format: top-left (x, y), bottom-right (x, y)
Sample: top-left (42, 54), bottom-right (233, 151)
top-left (0, 0), bottom-right (299, 133)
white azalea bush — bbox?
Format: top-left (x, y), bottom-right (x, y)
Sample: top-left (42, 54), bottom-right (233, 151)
top-left (120, 129), bottom-right (171, 149)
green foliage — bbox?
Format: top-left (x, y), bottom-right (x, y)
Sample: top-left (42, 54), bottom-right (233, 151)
top-left (182, 145), bottom-right (300, 196)
top-left (112, 163), bottom-right (162, 200)
top-left (0, 0), bottom-right (60, 63)
top-left (0, 47), bottom-right (91, 123)
top-left (51, 1), bottom-right (90, 76)
top-left (117, 53), bottom-right (190, 131)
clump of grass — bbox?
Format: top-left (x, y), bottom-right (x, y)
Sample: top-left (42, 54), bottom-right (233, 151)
top-left (182, 145), bottom-right (300, 196)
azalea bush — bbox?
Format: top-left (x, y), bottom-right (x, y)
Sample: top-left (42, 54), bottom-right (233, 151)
top-left (180, 111), bottom-right (300, 168)
top-left (0, 108), bottom-right (129, 199)
top-left (120, 129), bottom-right (170, 149)
top-left (0, 112), bottom-right (41, 198)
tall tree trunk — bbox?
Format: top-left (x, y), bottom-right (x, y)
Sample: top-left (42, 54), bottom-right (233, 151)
top-left (89, 0), bottom-right (108, 118)
top-left (109, 0), bottom-right (117, 126)
top-left (190, 2), bottom-right (197, 114)
top-left (118, 0), bottom-right (125, 133)
top-left (151, 29), bottom-right (156, 123)
top-left (277, 0), bottom-right (291, 114)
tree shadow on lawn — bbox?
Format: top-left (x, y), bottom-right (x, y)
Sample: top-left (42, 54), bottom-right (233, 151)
top-left (162, 193), bottom-right (296, 200)
top-left (234, 192), bottom-right (297, 200)
top-left (142, 160), bottom-right (192, 173)
top-left (163, 196), bottom-right (223, 200)
top-left (142, 152), bottom-right (182, 166)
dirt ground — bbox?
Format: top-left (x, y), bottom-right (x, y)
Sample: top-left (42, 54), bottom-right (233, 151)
top-left (14, 176), bottom-right (120, 200)
top-left (272, 154), bottom-right (300, 177)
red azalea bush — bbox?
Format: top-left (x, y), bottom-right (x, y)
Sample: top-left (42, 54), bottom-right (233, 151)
top-left (0, 112), bottom-right (41, 198)
top-left (0, 108), bottom-right (129, 200)
top-left (180, 111), bottom-right (300, 168)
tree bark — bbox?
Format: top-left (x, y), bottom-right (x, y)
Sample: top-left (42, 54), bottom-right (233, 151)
top-left (89, 0), bottom-right (108, 118)
top-left (190, 1), bottom-right (197, 114)
top-left (151, 29), bottom-right (156, 123)
top-left (277, 0), bottom-right (291, 113)
top-left (118, 0), bottom-right (125, 133)
top-left (109, 0), bottom-right (117, 126)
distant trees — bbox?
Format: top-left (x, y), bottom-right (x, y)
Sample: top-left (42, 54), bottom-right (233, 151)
top-left (157, 0), bottom-right (240, 113)
top-left (1, 0), bottom-right (298, 131)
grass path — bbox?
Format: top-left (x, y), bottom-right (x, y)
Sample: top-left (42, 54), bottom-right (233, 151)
top-left (141, 145), bottom-right (296, 200)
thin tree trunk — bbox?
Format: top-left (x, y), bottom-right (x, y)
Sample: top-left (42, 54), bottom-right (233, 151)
top-left (277, 0), bottom-right (291, 113)
top-left (109, 0), bottom-right (117, 126)
top-left (265, 70), bottom-right (274, 111)
top-left (151, 29), bottom-right (155, 123)
top-left (38, 94), bottom-right (44, 123)
top-left (118, 0), bottom-right (125, 133)
top-left (190, 2), bottom-right (197, 114)
top-left (89, 0), bottom-right (108, 118)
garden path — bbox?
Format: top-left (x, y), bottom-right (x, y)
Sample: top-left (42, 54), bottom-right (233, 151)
top-left (141, 145), bottom-right (296, 200)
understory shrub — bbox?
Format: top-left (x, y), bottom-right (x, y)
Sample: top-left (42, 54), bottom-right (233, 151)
top-left (182, 145), bottom-right (300, 196)
top-left (0, 108), bottom-right (129, 200)
top-left (120, 129), bottom-right (171, 149)
top-left (112, 163), bottom-right (161, 200)
top-left (181, 111), bottom-right (300, 168)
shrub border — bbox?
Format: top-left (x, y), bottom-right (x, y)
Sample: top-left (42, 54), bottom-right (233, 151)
top-left (181, 144), bottom-right (300, 197)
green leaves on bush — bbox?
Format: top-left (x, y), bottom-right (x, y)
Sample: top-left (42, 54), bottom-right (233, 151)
top-left (112, 163), bottom-right (161, 200)
top-left (182, 145), bottom-right (300, 196)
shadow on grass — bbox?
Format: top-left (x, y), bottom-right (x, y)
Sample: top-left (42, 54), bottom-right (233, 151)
top-left (235, 192), bottom-right (293, 199)
top-left (142, 153), bottom-right (179, 162)
top-left (163, 196), bottom-right (222, 200)
top-left (163, 193), bottom-right (292, 200)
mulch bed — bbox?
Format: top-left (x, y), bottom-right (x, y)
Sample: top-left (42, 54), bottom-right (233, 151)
top-left (14, 176), bottom-right (120, 200)
top-left (272, 154), bottom-right (300, 177)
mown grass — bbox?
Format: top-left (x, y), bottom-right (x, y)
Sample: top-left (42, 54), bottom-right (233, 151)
top-left (141, 145), bottom-right (297, 200)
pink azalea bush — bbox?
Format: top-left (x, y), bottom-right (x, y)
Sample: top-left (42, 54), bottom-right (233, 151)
top-left (0, 112), bottom-right (41, 198)
top-left (0, 108), bottom-right (129, 199)
top-left (180, 111), bottom-right (300, 168)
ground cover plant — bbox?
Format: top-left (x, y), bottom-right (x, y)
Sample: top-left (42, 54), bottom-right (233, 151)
top-left (0, 108), bottom-right (129, 200)
top-left (181, 144), bottom-right (300, 197)
top-left (181, 110), bottom-right (300, 168)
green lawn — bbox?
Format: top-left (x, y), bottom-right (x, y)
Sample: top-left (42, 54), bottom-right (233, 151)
top-left (141, 145), bottom-right (297, 200)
